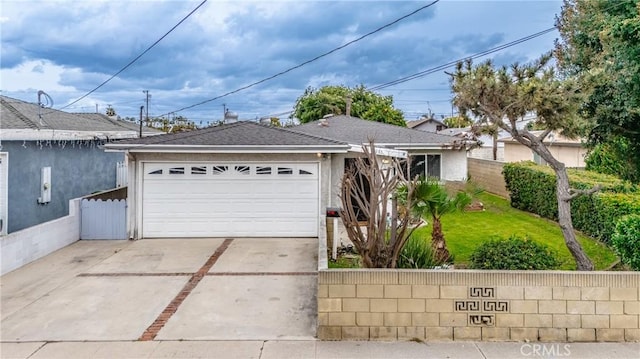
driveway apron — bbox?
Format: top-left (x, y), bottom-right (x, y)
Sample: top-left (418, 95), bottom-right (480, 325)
top-left (0, 237), bottom-right (318, 342)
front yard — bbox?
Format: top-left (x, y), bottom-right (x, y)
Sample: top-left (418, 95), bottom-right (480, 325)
top-left (411, 192), bottom-right (618, 270)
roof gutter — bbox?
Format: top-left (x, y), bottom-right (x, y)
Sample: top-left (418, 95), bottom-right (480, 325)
top-left (0, 129), bottom-right (159, 141)
top-left (104, 144), bottom-right (350, 154)
top-left (348, 144), bottom-right (408, 158)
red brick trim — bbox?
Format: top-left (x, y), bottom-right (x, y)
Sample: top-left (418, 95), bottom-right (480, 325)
top-left (78, 273), bottom-right (193, 277)
top-left (138, 238), bottom-right (233, 341)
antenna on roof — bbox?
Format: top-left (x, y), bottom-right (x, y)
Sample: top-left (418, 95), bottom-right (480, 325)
top-left (37, 90), bottom-right (54, 125)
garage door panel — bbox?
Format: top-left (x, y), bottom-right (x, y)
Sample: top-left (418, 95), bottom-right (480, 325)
top-left (142, 162), bottom-right (319, 238)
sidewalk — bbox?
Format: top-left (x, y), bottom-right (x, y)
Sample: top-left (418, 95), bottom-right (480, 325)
top-left (2, 340), bottom-right (639, 359)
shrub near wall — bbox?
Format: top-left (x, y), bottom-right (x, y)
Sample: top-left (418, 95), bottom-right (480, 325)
top-left (503, 162), bottom-right (640, 243)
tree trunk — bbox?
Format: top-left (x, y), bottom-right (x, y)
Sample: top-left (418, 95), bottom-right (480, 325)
top-left (492, 132), bottom-right (498, 160)
top-left (553, 164), bottom-right (595, 271)
top-left (431, 218), bottom-right (450, 263)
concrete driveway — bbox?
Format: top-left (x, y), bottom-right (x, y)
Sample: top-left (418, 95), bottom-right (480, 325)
top-left (0, 238), bottom-right (318, 342)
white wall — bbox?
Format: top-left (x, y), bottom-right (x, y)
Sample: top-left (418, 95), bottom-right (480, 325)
top-left (1, 198), bottom-right (81, 275)
top-left (440, 150), bottom-right (468, 181)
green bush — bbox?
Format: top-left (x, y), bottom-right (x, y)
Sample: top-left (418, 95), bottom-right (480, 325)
top-left (611, 214), bottom-right (640, 270)
top-left (397, 235), bottom-right (448, 269)
top-left (469, 235), bottom-right (561, 270)
top-left (502, 162), bottom-right (640, 242)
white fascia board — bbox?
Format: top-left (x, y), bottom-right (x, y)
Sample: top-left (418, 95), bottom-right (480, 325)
top-left (385, 143), bottom-right (453, 149)
top-left (104, 144), bottom-right (350, 154)
top-left (0, 129), bottom-right (155, 141)
top-left (348, 144), bottom-right (408, 159)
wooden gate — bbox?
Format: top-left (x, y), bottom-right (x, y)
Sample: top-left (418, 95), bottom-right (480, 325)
top-left (80, 199), bottom-right (127, 240)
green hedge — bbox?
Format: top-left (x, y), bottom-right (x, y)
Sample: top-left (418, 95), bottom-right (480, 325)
top-left (611, 214), bottom-right (640, 270)
top-left (470, 235), bottom-right (561, 270)
top-left (503, 161), bottom-right (640, 243)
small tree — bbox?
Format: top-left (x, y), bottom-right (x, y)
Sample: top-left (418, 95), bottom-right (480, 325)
top-left (339, 143), bottom-right (419, 268)
top-left (292, 85), bottom-right (405, 126)
top-left (410, 179), bottom-right (472, 262)
top-left (450, 54), bottom-right (599, 270)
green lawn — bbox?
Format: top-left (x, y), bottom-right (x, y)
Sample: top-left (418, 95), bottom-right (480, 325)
top-left (412, 192), bottom-right (618, 270)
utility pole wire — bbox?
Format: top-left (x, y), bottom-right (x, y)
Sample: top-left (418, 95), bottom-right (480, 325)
top-left (57, 0), bottom-right (208, 111)
top-left (160, 0), bottom-right (440, 117)
top-left (369, 27), bottom-right (557, 91)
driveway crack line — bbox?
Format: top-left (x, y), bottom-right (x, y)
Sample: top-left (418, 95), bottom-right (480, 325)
top-left (258, 340), bottom-right (266, 359)
top-left (138, 238), bottom-right (234, 341)
top-left (24, 341), bottom-right (48, 359)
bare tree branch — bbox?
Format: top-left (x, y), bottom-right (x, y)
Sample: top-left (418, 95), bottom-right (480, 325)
top-left (566, 185), bottom-right (602, 201)
top-left (338, 141), bottom-right (420, 268)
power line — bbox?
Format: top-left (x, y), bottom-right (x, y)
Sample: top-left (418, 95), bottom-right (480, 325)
top-left (370, 0), bottom-right (630, 91)
top-left (160, 0), bottom-right (441, 117)
top-left (57, 0), bottom-right (208, 111)
top-left (369, 27), bottom-right (557, 91)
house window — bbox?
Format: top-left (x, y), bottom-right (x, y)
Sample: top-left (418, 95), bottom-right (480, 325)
top-left (212, 165), bottom-right (228, 175)
top-left (256, 166), bottom-right (272, 175)
top-left (426, 154), bottom-right (441, 179)
top-left (436, 125), bottom-right (443, 131)
top-left (299, 169), bottom-right (313, 175)
top-left (234, 165), bottom-right (250, 175)
top-left (277, 167), bottom-right (293, 175)
top-left (408, 154), bottom-right (441, 180)
top-left (533, 152), bottom-right (547, 166)
top-left (169, 167), bottom-right (185, 174)
top-left (408, 155), bottom-right (426, 180)
top-left (191, 166), bottom-right (207, 175)
top-left (148, 169), bottom-right (163, 175)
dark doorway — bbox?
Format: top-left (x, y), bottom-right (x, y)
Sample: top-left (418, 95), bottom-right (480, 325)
top-left (344, 158), bottom-right (371, 222)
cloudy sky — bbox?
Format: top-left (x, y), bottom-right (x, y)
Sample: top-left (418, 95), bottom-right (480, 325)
top-left (1, 0), bottom-right (562, 125)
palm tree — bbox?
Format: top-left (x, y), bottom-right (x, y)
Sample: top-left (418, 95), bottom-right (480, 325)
top-left (410, 179), bottom-right (472, 262)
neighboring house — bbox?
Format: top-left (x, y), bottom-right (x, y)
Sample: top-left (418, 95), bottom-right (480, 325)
top-left (499, 131), bottom-right (588, 168)
top-left (105, 115), bottom-right (469, 239)
top-left (0, 95), bottom-right (160, 234)
top-left (406, 117), bottom-right (448, 132)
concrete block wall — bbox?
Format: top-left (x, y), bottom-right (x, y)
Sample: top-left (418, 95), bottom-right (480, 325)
top-left (1, 198), bottom-right (81, 275)
top-left (317, 270), bottom-right (640, 342)
top-left (467, 158), bottom-right (509, 198)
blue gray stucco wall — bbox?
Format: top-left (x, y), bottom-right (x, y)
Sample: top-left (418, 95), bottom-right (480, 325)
top-left (4, 140), bottom-right (124, 233)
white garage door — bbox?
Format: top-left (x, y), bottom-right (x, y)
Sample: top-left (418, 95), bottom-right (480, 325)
top-left (142, 162), bottom-right (319, 238)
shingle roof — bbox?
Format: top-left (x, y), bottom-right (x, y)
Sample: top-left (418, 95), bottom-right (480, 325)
top-left (0, 95), bottom-right (159, 134)
top-left (110, 121), bottom-right (347, 147)
top-left (406, 117), bottom-right (446, 129)
top-left (291, 115), bottom-right (459, 147)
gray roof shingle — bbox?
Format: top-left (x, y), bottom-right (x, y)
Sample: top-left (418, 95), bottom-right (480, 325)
top-left (0, 95), bottom-right (159, 134)
top-left (109, 121), bottom-right (347, 147)
top-left (291, 115), bottom-right (459, 147)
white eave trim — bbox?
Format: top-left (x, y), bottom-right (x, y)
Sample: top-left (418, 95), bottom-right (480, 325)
top-left (0, 129), bottom-right (159, 141)
top-left (348, 145), bottom-right (408, 159)
top-left (104, 144), bottom-right (350, 154)
top-left (383, 143), bottom-right (456, 149)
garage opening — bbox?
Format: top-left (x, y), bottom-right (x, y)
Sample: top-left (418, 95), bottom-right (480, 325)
top-left (142, 162), bottom-right (319, 238)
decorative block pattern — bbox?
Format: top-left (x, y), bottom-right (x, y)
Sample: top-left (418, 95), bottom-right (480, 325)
top-left (317, 270), bottom-right (640, 342)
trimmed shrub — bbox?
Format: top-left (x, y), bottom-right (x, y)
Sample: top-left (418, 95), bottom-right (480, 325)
top-left (611, 214), bottom-right (640, 270)
top-left (398, 235), bottom-right (448, 269)
top-left (470, 235), bottom-right (561, 270)
top-left (503, 161), bottom-right (640, 242)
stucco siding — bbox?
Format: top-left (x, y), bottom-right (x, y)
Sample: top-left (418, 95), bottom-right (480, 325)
top-left (440, 150), bottom-right (468, 181)
top-left (504, 143), bottom-right (587, 168)
top-left (4, 141), bottom-right (123, 233)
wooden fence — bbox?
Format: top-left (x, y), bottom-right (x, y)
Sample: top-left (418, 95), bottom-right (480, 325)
top-left (80, 199), bottom-right (127, 240)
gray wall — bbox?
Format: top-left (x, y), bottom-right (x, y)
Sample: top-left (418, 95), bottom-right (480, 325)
top-left (4, 140), bottom-right (123, 233)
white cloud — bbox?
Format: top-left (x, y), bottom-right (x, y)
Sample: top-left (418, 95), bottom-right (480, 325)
top-left (1, 60), bottom-right (76, 93)
top-left (1, 0), bottom-right (564, 122)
